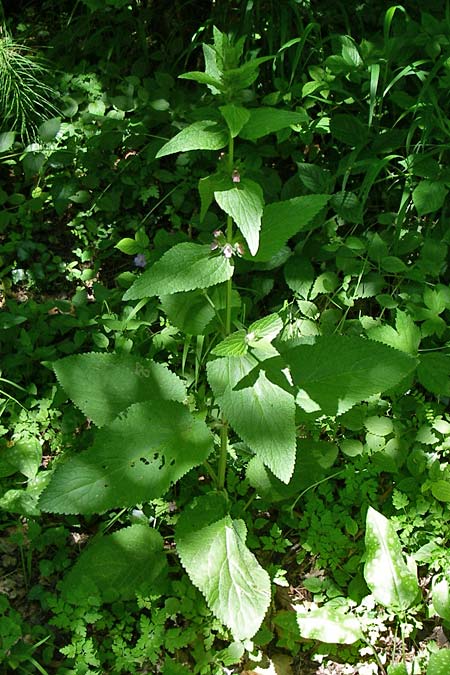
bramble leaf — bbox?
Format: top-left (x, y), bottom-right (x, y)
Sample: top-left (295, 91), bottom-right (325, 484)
top-left (61, 525), bottom-right (167, 603)
top-left (364, 506), bottom-right (419, 611)
top-left (176, 495), bottom-right (271, 640)
top-left (156, 120), bottom-right (228, 158)
top-left (54, 353), bottom-right (186, 427)
top-left (123, 243), bottom-right (234, 300)
top-left (39, 400), bottom-right (213, 514)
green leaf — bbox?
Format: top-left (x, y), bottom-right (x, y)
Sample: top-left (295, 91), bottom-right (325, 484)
top-left (247, 313), bottom-right (283, 342)
top-left (123, 243), bottom-right (234, 300)
top-left (222, 56), bottom-right (274, 91)
top-left (431, 480), bottom-right (450, 503)
top-left (198, 173), bottom-right (232, 221)
top-left (413, 180), bottom-right (448, 216)
top-left (330, 114), bottom-right (368, 146)
top-left (219, 104), bottom-right (250, 137)
top-left (285, 336), bottom-right (416, 416)
top-left (432, 576), bottom-right (450, 621)
top-left (176, 496), bottom-right (271, 640)
top-left (240, 107), bottom-right (308, 140)
top-left (417, 353), bottom-right (450, 397)
top-left (0, 131), bottom-right (15, 152)
top-left (156, 121), bottom-right (228, 158)
top-left (212, 331), bottom-right (248, 357)
top-left (207, 355), bottom-right (296, 482)
top-left (54, 353), bottom-right (186, 427)
top-left (60, 525), bottom-right (167, 603)
top-left (179, 71), bottom-right (224, 91)
top-left (3, 437), bottom-right (42, 479)
top-left (247, 439), bottom-right (338, 502)
top-left (215, 179), bottom-right (264, 256)
top-left (160, 285), bottom-right (240, 336)
top-left (39, 400), bottom-right (213, 514)
top-left (255, 195), bottom-right (329, 262)
top-left (364, 507), bottom-right (419, 611)
top-left (38, 117), bottom-right (61, 142)
top-left (427, 649), bottom-right (450, 675)
top-left (296, 602), bottom-right (362, 644)
top-left (115, 237), bottom-right (141, 255)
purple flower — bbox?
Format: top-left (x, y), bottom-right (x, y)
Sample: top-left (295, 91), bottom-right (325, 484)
top-left (222, 243), bottom-right (234, 259)
top-left (133, 253), bottom-right (147, 268)
top-left (232, 169), bottom-right (241, 183)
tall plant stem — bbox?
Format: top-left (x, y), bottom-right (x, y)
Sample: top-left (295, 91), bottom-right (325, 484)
top-left (217, 132), bottom-right (235, 491)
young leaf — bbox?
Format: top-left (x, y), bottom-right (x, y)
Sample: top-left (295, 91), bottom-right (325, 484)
top-left (179, 71), bottom-right (224, 91)
top-left (214, 179), bottom-right (264, 256)
top-left (219, 104), bottom-right (251, 138)
top-left (240, 107), bottom-right (308, 140)
top-left (54, 353), bottom-right (186, 427)
top-left (247, 313), bottom-right (283, 342)
top-left (212, 331), bottom-right (248, 357)
top-left (156, 120), bottom-right (228, 158)
top-left (60, 525), bottom-right (167, 603)
top-left (207, 355), bottom-right (296, 482)
top-left (364, 507), bottom-right (419, 611)
top-left (255, 195), bottom-right (329, 261)
top-left (123, 243), bottom-right (234, 300)
top-left (296, 602), bottom-right (362, 644)
top-left (284, 336), bottom-right (416, 416)
top-left (39, 400), bottom-right (213, 514)
top-left (176, 496), bottom-right (271, 640)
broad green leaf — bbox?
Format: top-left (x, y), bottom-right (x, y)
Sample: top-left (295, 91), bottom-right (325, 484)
top-left (198, 173), bottom-right (232, 221)
top-left (207, 355), bottom-right (296, 482)
top-left (413, 180), bottom-right (448, 216)
top-left (219, 104), bottom-right (250, 137)
top-left (222, 56), bottom-right (274, 91)
top-left (176, 496), bottom-right (271, 640)
top-left (330, 114), bottom-right (368, 146)
top-left (296, 602), bottom-right (362, 644)
top-left (240, 107), bottom-right (308, 140)
top-left (432, 575), bottom-right (450, 621)
top-left (160, 285), bottom-right (240, 336)
top-left (417, 353), bottom-right (450, 397)
top-left (387, 664), bottom-right (408, 675)
top-left (212, 331), bottom-right (248, 357)
top-left (364, 507), bottom-right (419, 611)
top-left (54, 353), bottom-right (186, 427)
top-left (39, 400), bottom-right (213, 514)
top-left (2, 437), bottom-right (42, 479)
top-left (0, 473), bottom-right (50, 517)
top-left (123, 243), bottom-right (233, 300)
top-left (215, 179), bottom-right (264, 256)
top-left (247, 439), bottom-right (338, 502)
top-left (60, 525), bottom-right (167, 603)
top-left (427, 649), bottom-right (450, 675)
top-left (247, 313), bottom-right (283, 342)
top-left (364, 416), bottom-right (394, 437)
top-left (284, 336), bottom-right (416, 416)
top-left (38, 117), bottom-right (61, 142)
top-left (255, 195), bottom-right (329, 261)
top-left (156, 120), bottom-right (228, 158)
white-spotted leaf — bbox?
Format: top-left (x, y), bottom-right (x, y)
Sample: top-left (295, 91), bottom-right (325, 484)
top-left (364, 506), bottom-right (419, 611)
top-left (296, 602), bottom-right (362, 644)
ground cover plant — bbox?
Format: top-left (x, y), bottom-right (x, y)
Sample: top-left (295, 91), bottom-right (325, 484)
top-left (1, 2), bottom-right (450, 674)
